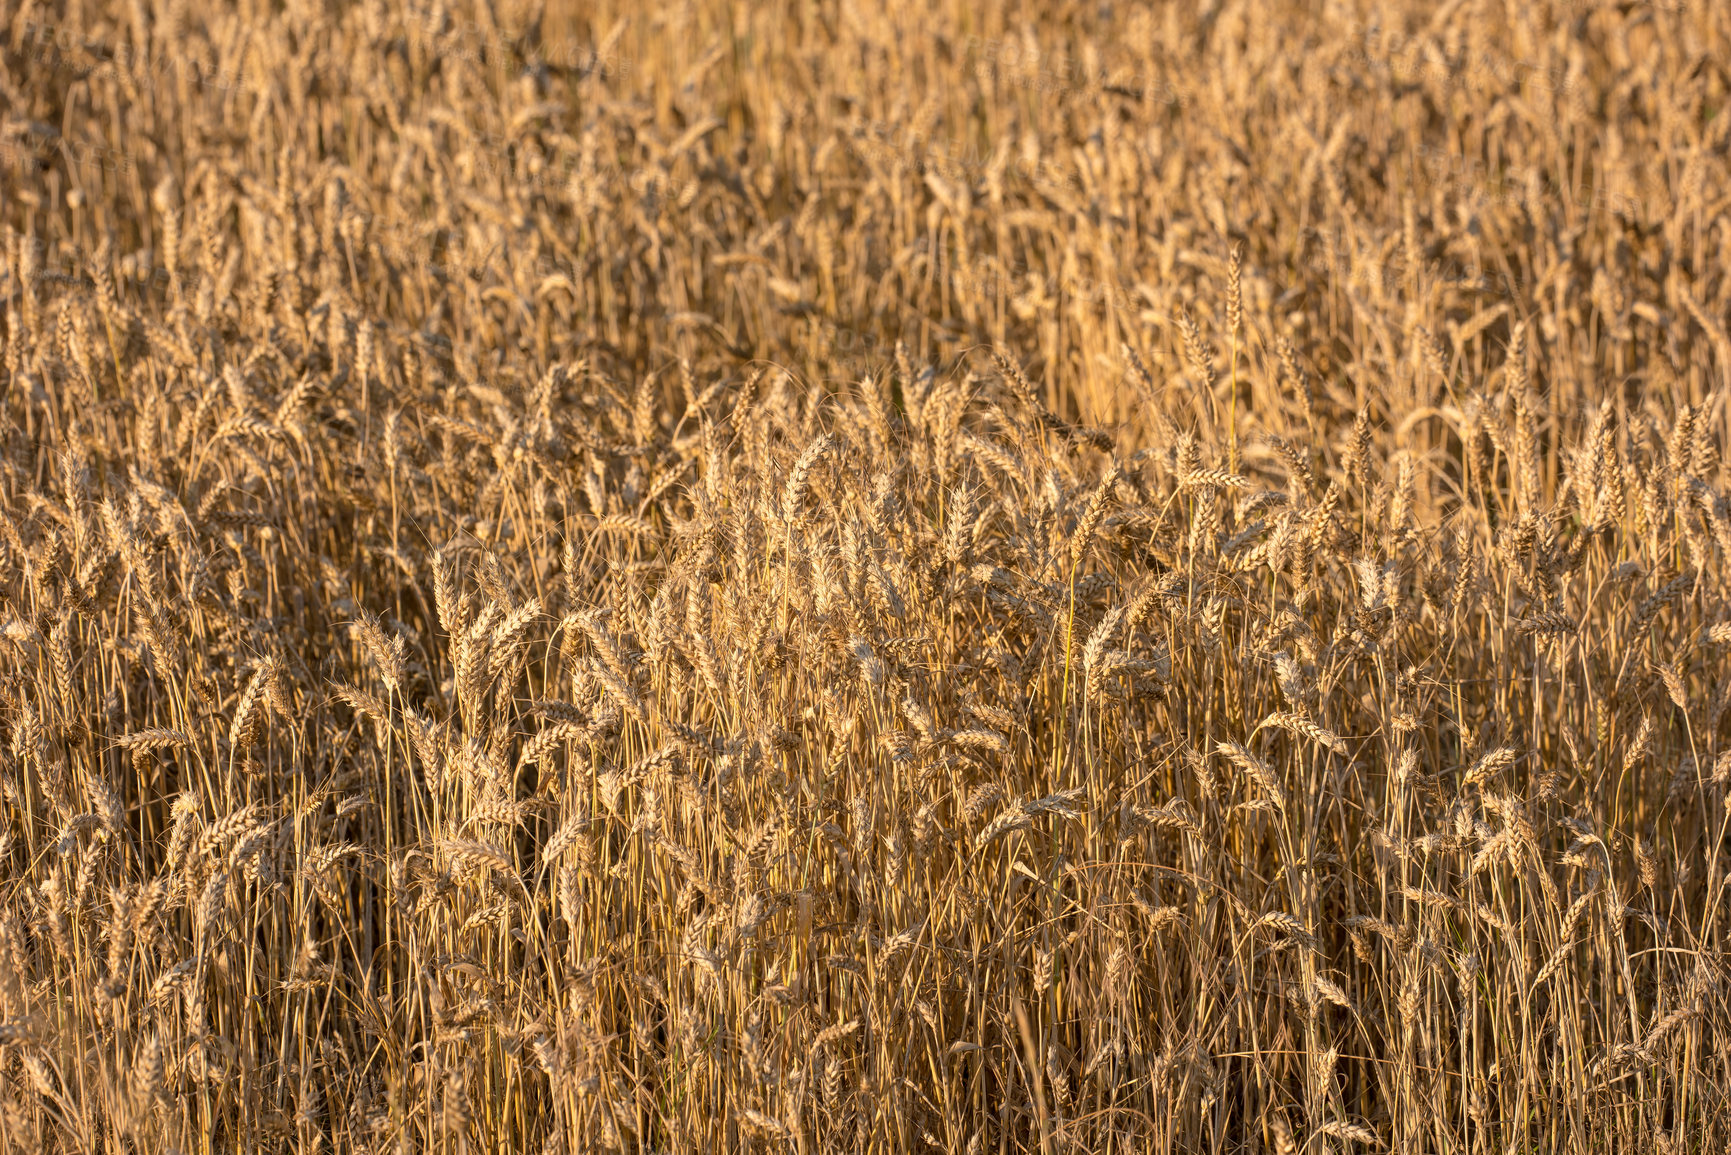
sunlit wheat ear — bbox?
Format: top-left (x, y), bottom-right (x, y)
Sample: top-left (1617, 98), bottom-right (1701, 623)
top-left (1216, 741), bottom-right (1287, 811)
top-left (1178, 309), bottom-right (1216, 393)
top-left (1257, 710), bottom-right (1348, 755)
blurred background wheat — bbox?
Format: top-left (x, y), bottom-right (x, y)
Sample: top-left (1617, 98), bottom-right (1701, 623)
top-left (1, 0), bottom-right (1729, 1151)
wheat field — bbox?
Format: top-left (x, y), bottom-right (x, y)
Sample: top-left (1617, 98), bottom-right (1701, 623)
top-left (1, 0), bottom-right (1729, 1151)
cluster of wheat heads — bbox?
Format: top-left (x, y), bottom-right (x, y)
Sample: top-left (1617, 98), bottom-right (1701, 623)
top-left (2, 0), bottom-right (1731, 1151)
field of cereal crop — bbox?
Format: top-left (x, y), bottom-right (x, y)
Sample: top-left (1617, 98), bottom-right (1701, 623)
top-left (1, 2), bottom-right (1729, 1151)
